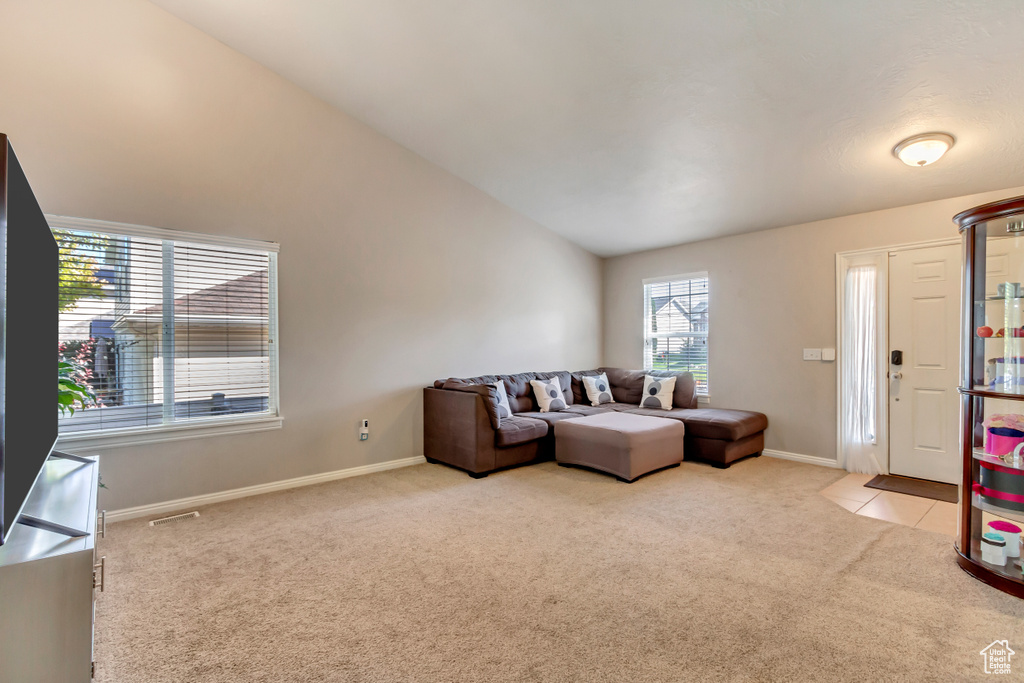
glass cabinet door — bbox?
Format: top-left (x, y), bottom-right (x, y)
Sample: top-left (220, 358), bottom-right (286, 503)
top-left (970, 218), bottom-right (1024, 395)
top-left (965, 393), bottom-right (1024, 580)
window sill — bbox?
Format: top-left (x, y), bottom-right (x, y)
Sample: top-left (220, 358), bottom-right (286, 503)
top-left (55, 414), bottom-right (283, 451)
top-left (697, 394), bottom-right (711, 406)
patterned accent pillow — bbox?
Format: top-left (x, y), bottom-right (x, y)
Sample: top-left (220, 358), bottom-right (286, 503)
top-left (582, 373), bottom-right (615, 407)
top-left (641, 375), bottom-right (676, 410)
top-left (530, 376), bottom-right (567, 413)
top-left (490, 381), bottom-right (512, 419)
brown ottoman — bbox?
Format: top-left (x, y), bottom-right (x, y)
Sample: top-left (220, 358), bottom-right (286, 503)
top-left (679, 409), bottom-right (768, 468)
top-left (554, 413), bottom-right (684, 482)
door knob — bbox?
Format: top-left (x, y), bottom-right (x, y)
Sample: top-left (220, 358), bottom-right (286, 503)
top-left (892, 372), bottom-right (903, 380)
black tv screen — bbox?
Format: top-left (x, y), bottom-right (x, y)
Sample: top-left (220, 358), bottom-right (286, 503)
top-left (0, 137), bottom-right (58, 544)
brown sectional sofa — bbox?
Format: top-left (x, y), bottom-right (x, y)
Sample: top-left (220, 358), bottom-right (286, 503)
top-left (424, 367), bottom-right (768, 478)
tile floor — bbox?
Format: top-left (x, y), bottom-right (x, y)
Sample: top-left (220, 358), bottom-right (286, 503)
top-left (819, 473), bottom-right (959, 536)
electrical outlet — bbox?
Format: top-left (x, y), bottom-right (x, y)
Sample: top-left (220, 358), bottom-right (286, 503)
top-left (802, 348), bottom-right (822, 361)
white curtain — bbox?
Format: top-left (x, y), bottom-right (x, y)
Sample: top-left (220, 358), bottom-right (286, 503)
top-left (841, 264), bottom-right (882, 474)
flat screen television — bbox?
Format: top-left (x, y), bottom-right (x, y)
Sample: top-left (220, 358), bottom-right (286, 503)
top-left (0, 135), bottom-right (58, 545)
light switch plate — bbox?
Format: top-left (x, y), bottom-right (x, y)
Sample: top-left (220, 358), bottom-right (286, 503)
top-left (822, 348), bottom-right (836, 362)
top-left (803, 348), bottom-right (822, 361)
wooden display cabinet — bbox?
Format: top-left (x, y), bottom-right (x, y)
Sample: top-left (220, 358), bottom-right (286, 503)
top-left (956, 195), bottom-right (1024, 598)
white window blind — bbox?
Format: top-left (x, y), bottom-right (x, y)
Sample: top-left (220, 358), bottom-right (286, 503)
top-left (643, 274), bottom-right (709, 393)
top-left (53, 219), bottom-right (278, 436)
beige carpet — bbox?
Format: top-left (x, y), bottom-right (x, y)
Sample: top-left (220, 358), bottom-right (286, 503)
top-left (95, 457), bottom-right (1024, 682)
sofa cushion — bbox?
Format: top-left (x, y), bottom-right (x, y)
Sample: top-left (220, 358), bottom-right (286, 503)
top-left (680, 409), bottom-right (768, 441)
top-left (439, 374), bottom-right (499, 389)
top-left (561, 404), bottom-right (615, 417)
top-left (442, 373), bottom-right (532, 412)
top-left (513, 411), bottom-right (580, 433)
top-left (434, 369), bottom-right (698, 427)
top-left (601, 368), bottom-right (647, 404)
top-left (602, 368), bottom-right (683, 409)
top-left (622, 407), bottom-right (691, 425)
top-left (439, 371), bottom-right (574, 414)
top-left (495, 415), bottom-right (549, 447)
top-left (663, 371), bottom-right (698, 410)
top-left (599, 367), bottom-right (698, 410)
top-left (440, 381), bottom-right (502, 429)
top-left (601, 403), bottom-right (644, 413)
top-left (498, 373), bottom-right (539, 413)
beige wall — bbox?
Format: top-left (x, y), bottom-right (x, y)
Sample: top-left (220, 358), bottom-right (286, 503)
top-left (604, 185), bottom-right (1024, 462)
top-left (0, 0), bottom-right (602, 510)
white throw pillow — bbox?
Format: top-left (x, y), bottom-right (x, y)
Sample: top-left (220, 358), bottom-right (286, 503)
top-left (582, 373), bottom-right (615, 406)
top-left (530, 376), bottom-right (567, 413)
top-left (490, 381), bottom-right (512, 419)
top-left (641, 375), bottom-right (676, 410)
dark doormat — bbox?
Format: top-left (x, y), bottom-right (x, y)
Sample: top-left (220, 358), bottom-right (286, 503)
top-left (864, 474), bottom-right (958, 504)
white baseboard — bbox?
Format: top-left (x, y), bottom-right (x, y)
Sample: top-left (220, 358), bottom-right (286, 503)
top-left (763, 449), bottom-right (841, 469)
top-left (106, 455), bottom-right (427, 523)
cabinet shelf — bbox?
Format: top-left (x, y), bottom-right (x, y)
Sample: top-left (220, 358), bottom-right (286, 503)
top-left (972, 492), bottom-right (1024, 526)
top-left (965, 534), bottom-right (1024, 584)
top-left (964, 386), bottom-right (1024, 401)
top-left (973, 449), bottom-right (1024, 472)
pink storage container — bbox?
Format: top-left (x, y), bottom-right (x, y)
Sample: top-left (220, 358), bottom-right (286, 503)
top-left (986, 427), bottom-right (1024, 456)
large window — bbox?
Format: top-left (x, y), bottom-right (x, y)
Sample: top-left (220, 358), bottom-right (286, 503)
top-left (643, 274), bottom-right (709, 394)
top-left (52, 217), bottom-right (279, 444)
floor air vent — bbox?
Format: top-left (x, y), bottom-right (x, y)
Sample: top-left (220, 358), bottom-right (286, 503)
top-left (149, 511), bottom-right (200, 527)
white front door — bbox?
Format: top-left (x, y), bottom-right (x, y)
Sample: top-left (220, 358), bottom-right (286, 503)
top-left (888, 244), bottom-right (961, 484)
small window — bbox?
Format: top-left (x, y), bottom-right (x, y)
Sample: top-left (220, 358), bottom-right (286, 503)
top-left (52, 218), bottom-right (279, 438)
top-left (643, 274), bottom-right (709, 394)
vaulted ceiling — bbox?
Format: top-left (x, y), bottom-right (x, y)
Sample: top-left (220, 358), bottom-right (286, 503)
top-left (151, 0), bottom-right (1024, 256)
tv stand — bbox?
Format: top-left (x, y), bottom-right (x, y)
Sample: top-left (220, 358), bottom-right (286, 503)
top-left (16, 513), bottom-right (89, 538)
top-left (13, 452), bottom-right (98, 538)
top-left (50, 450), bottom-right (98, 465)
top-left (0, 454), bottom-right (101, 682)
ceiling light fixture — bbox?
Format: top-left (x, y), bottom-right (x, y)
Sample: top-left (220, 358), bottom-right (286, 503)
top-left (892, 132), bottom-right (955, 167)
